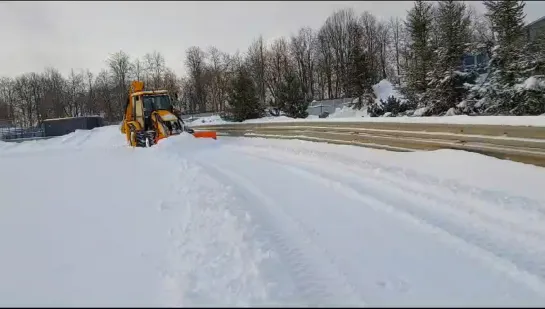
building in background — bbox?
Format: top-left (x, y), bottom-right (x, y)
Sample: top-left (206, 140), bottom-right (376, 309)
top-left (42, 116), bottom-right (104, 138)
top-left (457, 15), bottom-right (545, 74)
top-left (525, 16), bottom-right (545, 43)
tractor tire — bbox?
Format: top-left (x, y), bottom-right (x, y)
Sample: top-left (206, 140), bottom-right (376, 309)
top-left (145, 131), bottom-right (156, 147)
top-left (134, 131), bottom-right (148, 147)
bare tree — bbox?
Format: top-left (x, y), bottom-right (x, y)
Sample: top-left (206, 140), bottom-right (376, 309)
top-left (315, 25), bottom-right (334, 99)
top-left (95, 69), bottom-right (115, 122)
top-left (0, 77), bottom-right (16, 121)
top-left (290, 27), bottom-right (316, 101)
top-left (42, 67), bottom-right (67, 119)
top-left (185, 46), bottom-right (207, 113)
top-left (132, 58), bottom-right (144, 82)
top-left (84, 69), bottom-right (99, 116)
top-left (468, 4), bottom-right (495, 55)
top-left (360, 11), bottom-right (381, 85)
top-left (207, 46), bottom-right (223, 112)
top-left (377, 20), bottom-right (390, 80)
top-left (66, 69), bottom-right (85, 117)
top-left (13, 74), bottom-right (32, 126)
top-left (107, 50), bottom-right (132, 119)
top-left (246, 36), bottom-right (267, 105)
top-left (161, 68), bottom-right (180, 104)
top-left (0, 99), bottom-right (8, 120)
top-left (143, 51), bottom-right (166, 89)
top-left (27, 72), bottom-right (44, 123)
top-left (264, 37), bottom-right (292, 106)
top-left (389, 17), bottom-right (403, 80)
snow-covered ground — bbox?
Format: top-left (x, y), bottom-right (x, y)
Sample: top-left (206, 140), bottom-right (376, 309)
top-left (1, 126), bottom-right (545, 306)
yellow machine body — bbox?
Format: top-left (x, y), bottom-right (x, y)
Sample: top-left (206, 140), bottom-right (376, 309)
top-left (121, 81), bottom-right (217, 147)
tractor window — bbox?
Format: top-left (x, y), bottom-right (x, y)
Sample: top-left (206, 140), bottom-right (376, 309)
top-left (143, 97), bottom-right (153, 115)
top-left (143, 95), bottom-right (171, 112)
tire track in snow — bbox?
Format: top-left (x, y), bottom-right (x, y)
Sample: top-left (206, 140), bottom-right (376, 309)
top-left (191, 158), bottom-right (367, 307)
top-left (151, 155), bottom-right (272, 307)
top-left (241, 144), bottom-right (545, 233)
top-left (233, 143), bottom-right (545, 217)
top-left (232, 144), bottom-right (545, 264)
top-left (231, 144), bottom-right (545, 277)
top-left (230, 148), bottom-right (545, 299)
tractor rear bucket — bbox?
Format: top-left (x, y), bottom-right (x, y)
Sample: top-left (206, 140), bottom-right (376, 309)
top-left (192, 130), bottom-right (217, 139)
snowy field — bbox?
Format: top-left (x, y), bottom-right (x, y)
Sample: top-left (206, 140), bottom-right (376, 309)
top-left (1, 126), bottom-right (545, 306)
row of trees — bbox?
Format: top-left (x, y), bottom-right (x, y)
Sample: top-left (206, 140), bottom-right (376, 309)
top-left (0, 51), bottom-right (180, 127)
top-left (0, 0), bottom-right (543, 127)
top-left (395, 0), bottom-right (545, 117)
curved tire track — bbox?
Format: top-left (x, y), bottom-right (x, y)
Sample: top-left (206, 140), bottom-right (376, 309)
top-left (228, 147), bottom-right (545, 298)
top-left (191, 158), bottom-right (367, 307)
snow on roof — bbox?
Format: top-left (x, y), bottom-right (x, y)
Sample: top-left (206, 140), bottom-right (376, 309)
top-left (525, 15), bottom-right (545, 29)
top-left (132, 90), bottom-right (169, 96)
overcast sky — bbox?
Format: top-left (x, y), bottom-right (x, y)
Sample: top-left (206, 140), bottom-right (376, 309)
top-left (1, 1), bottom-right (544, 78)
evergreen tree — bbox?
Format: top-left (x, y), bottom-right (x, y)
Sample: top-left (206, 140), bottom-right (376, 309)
top-left (278, 70), bottom-right (309, 118)
top-left (507, 32), bottom-right (545, 115)
top-left (484, 0), bottom-right (526, 79)
top-left (405, 0), bottom-right (435, 95)
top-left (469, 0), bottom-right (544, 115)
top-left (346, 23), bottom-right (375, 110)
top-left (424, 0), bottom-right (476, 115)
top-left (227, 66), bottom-right (263, 122)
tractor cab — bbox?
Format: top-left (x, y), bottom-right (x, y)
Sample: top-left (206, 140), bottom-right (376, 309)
top-left (141, 93), bottom-right (175, 130)
top-left (123, 80), bottom-right (183, 135)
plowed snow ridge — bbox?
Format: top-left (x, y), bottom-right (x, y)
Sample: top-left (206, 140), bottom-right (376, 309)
top-left (1, 126), bottom-right (545, 306)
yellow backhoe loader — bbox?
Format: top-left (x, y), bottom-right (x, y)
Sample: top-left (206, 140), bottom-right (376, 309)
top-left (120, 81), bottom-right (217, 147)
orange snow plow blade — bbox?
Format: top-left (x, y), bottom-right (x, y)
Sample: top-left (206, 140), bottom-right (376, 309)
top-left (192, 131), bottom-right (217, 139)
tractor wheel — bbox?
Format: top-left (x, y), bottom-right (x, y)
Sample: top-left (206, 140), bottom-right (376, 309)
top-left (145, 131), bottom-right (156, 147)
top-left (134, 131), bottom-right (148, 147)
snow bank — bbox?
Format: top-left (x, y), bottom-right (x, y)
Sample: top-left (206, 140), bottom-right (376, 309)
top-left (188, 115), bottom-right (294, 126)
top-left (320, 105), bottom-right (368, 119)
top-left (372, 79), bottom-right (403, 104)
top-left (188, 115), bottom-right (227, 126)
top-left (243, 116), bottom-right (295, 123)
top-left (0, 126), bottom-right (126, 155)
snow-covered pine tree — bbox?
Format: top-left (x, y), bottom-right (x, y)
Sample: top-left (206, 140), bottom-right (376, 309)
top-left (516, 31), bottom-right (545, 115)
top-left (424, 0), bottom-right (477, 116)
top-left (404, 0), bottom-right (435, 99)
top-left (346, 22), bottom-right (375, 110)
top-left (227, 66), bottom-right (264, 122)
top-left (470, 0), bottom-right (544, 115)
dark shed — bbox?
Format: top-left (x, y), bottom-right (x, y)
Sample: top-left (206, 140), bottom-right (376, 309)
top-left (42, 116), bottom-right (105, 137)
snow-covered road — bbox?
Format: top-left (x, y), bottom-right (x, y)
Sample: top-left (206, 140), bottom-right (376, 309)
top-left (1, 126), bottom-right (545, 306)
